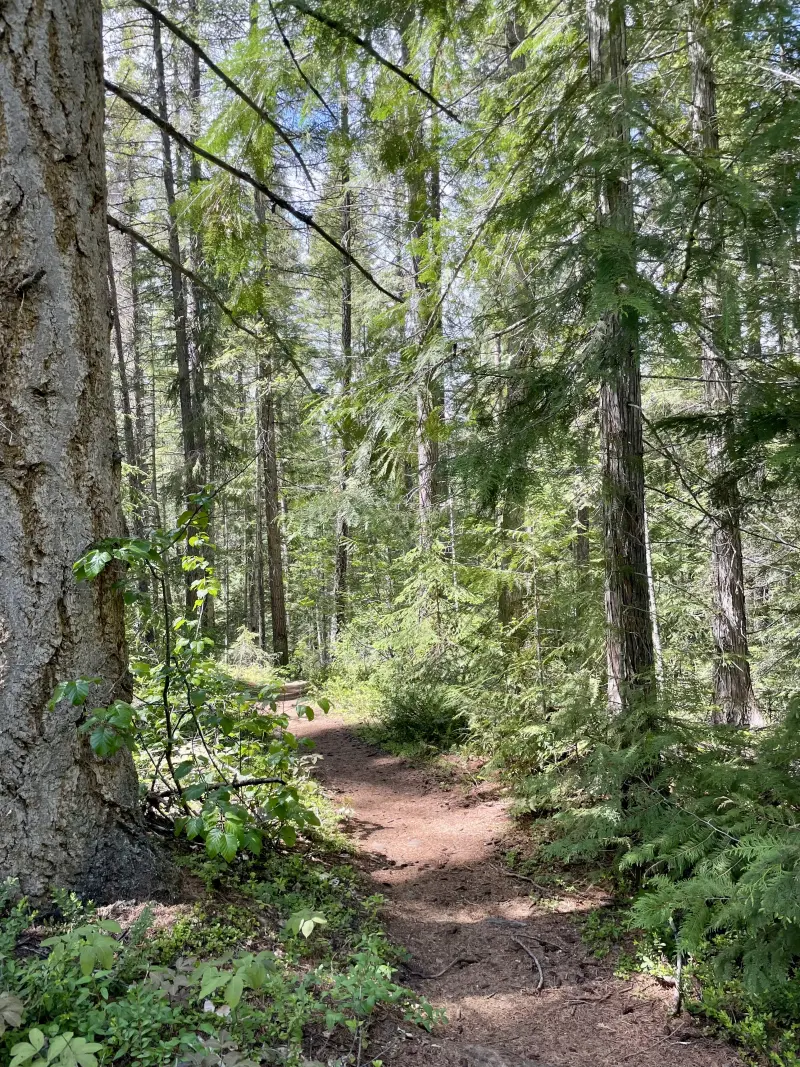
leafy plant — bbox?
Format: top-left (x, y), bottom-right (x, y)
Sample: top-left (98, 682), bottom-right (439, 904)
top-left (52, 490), bottom-right (322, 863)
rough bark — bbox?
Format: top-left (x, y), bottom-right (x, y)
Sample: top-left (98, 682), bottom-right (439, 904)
top-left (587, 0), bottom-right (654, 711)
top-left (0, 0), bottom-right (168, 900)
top-left (689, 1), bottom-right (757, 726)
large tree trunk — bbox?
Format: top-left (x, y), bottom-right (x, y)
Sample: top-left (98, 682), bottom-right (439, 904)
top-left (689, 2), bottom-right (758, 727)
top-left (0, 0), bottom-right (166, 901)
top-left (587, 0), bottom-right (654, 711)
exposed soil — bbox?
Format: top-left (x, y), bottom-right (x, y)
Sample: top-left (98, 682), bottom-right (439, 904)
top-left (290, 700), bottom-right (742, 1067)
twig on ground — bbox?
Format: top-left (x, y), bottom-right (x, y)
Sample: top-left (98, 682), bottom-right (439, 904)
top-left (494, 866), bottom-right (550, 893)
top-left (511, 936), bottom-right (544, 991)
top-left (567, 983), bottom-right (633, 1005)
top-left (406, 957), bottom-right (478, 979)
top-left (513, 931), bottom-right (566, 952)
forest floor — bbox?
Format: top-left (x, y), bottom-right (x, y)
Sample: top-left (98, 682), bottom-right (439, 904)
top-left (289, 695), bottom-right (743, 1067)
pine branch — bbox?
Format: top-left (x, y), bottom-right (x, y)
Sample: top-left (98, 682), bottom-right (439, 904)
top-left (133, 0), bottom-right (315, 187)
top-left (107, 213), bottom-right (319, 395)
top-left (106, 78), bottom-right (402, 304)
top-left (266, 0), bottom-right (337, 121)
top-left (284, 1), bottom-right (462, 123)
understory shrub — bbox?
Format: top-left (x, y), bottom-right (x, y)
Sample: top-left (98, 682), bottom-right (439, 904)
top-left (373, 665), bottom-right (470, 750)
top-left (0, 853), bottom-right (439, 1067)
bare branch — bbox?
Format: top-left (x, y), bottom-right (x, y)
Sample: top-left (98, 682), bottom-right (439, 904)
top-left (107, 213), bottom-right (319, 394)
top-left (266, 0), bottom-right (337, 120)
top-left (148, 775), bottom-right (285, 801)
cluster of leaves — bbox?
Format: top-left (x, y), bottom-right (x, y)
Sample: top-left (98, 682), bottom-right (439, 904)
top-left (55, 492), bottom-right (326, 862)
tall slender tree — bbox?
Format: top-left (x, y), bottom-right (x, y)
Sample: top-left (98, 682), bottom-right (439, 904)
top-left (152, 14), bottom-right (196, 495)
top-left (689, 0), bottom-right (758, 726)
top-left (587, 0), bottom-right (654, 710)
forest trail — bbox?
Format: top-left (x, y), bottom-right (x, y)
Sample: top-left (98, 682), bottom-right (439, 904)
top-left (287, 698), bottom-right (741, 1067)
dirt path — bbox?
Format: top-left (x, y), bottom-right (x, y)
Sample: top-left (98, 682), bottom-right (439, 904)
top-left (290, 701), bottom-right (741, 1067)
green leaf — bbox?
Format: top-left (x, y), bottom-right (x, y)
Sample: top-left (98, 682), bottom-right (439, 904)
top-left (47, 1033), bottom-right (70, 1060)
top-left (174, 761), bottom-right (193, 780)
top-left (241, 829), bottom-right (262, 856)
top-left (185, 816), bottom-right (205, 840)
top-left (183, 784), bottom-right (208, 801)
top-left (224, 975), bottom-right (244, 1009)
top-left (87, 723), bottom-right (121, 758)
top-left (220, 831), bottom-right (239, 863)
top-left (97, 920), bottom-right (121, 933)
top-left (205, 826), bottom-right (224, 858)
top-left (28, 1031), bottom-right (45, 1053)
top-left (197, 970), bottom-right (230, 1000)
top-left (279, 824), bottom-right (297, 847)
top-left (79, 946), bottom-right (96, 976)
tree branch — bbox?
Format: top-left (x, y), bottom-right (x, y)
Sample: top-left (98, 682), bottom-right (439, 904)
top-left (267, 0), bottom-right (337, 120)
top-left (133, 0), bottom-right (315, 186)
top-left (106, 78), bottom-right (401, 303)
top-left (147, 775), bottom-right (285, 801)
top-left (107, 213), bottom-right (319, 394)
top-left (284, 1), bottom-right (462, 123)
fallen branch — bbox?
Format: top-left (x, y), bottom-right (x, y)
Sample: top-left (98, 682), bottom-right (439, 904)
top-left (511, 936), bottom-right (544, 992)
top-left (147, 776), bottom-right (284, 801)
top-left (567, 984), bottom-right (633, 1005)
top-left (406, 956), bottom-right (478, 979)
top-left (513, 931), bottom-right (566, 953)
top-left (495, 866), bottom-right (550, 893)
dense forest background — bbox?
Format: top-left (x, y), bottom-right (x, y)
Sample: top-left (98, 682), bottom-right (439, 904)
top-left (103, 0), bottom-right (800, 1004)
top-left (4, 0), bottom-right (800, 1063)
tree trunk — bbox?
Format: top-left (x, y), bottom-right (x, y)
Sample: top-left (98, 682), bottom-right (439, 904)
top-left (400, 28), bottom-right (442, 548)
top-left (127, 218), bottom-right (149, 528)
top-left (253, 399), bottom-right (267, 651)
top-left (152, 14), bottom-right (196, 494)
top-left (0, 0), bottom-right (167, 901)
top-left (108, 248), bottom-right (141, 532)
top-left (331, 68), bottom-right (352, 643)
top-left (188, 0), bottom-right (207, 486)
top-left (689, 2), bottom-right (758, 727)
top-left (587, 0), bottom-right (654, 711)
top-left (259, 356), bottom-right (290, 666)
